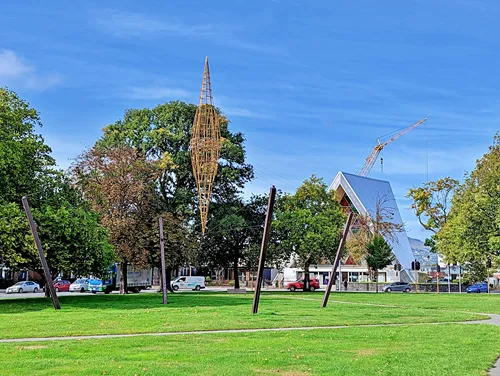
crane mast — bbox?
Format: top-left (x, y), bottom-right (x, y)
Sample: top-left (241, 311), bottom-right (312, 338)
top-left (358, 118), bottom-right (427, 177)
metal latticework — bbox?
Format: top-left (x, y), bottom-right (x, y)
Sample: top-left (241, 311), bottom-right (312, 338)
top-left (190, 56), bottom-right (221, 234)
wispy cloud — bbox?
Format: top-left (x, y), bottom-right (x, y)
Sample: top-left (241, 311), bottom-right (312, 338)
top-left (93, 9), bottom-right (214, 38)
top-left (0, 49), bottom-right (62, 91)
top-left (91, 9), bottom-right (282, 54)
top-left (123, 86), bottom-right (192, 100)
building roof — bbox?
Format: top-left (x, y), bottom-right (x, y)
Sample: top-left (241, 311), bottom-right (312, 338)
top-left (330, 171), bottom-right (415, 270)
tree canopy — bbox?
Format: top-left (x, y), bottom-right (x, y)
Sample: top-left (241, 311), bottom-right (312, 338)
top-left (273, 175), bottom-right (345, 290)
top-left (96, 101), bottom-right (253, 217)
top-left (366, 235), bottom-right (394, 292)
top-left (436, 135), bottom-right (500, 277)
top-left (0, 88), bottom-right (113, 288)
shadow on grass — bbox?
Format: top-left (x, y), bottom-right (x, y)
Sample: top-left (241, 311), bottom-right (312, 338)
top-left (0, 292), bottom-right (302, 314)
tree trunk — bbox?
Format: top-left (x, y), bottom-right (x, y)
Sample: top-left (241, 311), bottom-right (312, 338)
top-left (119, 262), bottom-right (128, 294)
top-left (304, 262), bottom-right (310, 292)
top-left (233, 257), bottom-right (240, 289)
top-left (375, 271), bottom-right (379, 293)
top-left (165, 267), bottom-right (174, 293)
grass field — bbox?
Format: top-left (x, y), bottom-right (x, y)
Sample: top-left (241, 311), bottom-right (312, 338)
top-left (0, 293), bottom-right (485, 339)
top-left (1, 292), bottom-right (499, 375)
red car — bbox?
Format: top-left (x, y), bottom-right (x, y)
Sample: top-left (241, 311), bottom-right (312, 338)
top-left (286, 278), bottom-right (320, 292)
top-left (53, 280), bottom-right (71, 292)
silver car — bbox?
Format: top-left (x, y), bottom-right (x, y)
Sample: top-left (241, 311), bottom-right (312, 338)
top-left (382, 282), bottom-right (411, 293)
top-left (6, 281), bottom-right (40, 294)
top-left (69, 278), bottom-right (89, 293)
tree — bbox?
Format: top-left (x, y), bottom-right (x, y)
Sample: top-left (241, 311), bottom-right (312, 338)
top-left (346, 194), bottom-right (404, 262)
top-left (0, 89), bottom-right (113, 294)
top-left (0, 88), bottom-right (56, 204)
top-left (407, 177), bottom-right (459, 252)
top-left (199, 195), bottom-right (267, 289)
top-left (366, 235), bottom-right (394, 293)
top-left (273, 176), bottom-right (345, 291)
top-left (436, 134), bottom-right (500, 278)
top-left (96, 101), bottom-right (254, 217)
top-left (74, 145), bottom-right (160, 293)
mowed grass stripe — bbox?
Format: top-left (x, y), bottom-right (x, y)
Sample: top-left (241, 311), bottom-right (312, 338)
top-left (0, 293), bottom-right (485, 339)
top-left (0, 324), bottom-right (498, 376)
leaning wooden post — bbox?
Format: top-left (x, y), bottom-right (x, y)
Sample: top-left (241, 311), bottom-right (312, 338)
top-left (22, 196), bottom-right (61, 310)
top-left (322, 212), bottom-right (353, 308)
top-left (159, 217), bottom-right (168, 305)
top-left (252, 186), bottom-right (277, 314)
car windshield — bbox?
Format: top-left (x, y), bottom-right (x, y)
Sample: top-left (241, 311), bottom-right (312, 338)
top-left (75, 279), bottom-right (86, 283)
top-left (14, 282), bottom-right (24, 286)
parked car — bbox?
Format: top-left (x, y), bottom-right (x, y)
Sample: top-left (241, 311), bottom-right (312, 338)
top-left (382, 282), bottom-right (411, 293)
top-left (69, 278), bottom-right (89, 293)
top-left (286, 278), bottom-right (320, 292)
top-left (466, 283), bottom-right (489, 293)
top-left (6, 281), bottom-right (40, 294)
top-left (44, 280), bottom-right (71, 292)
top-left (171, 276), bottom-right (206, 291)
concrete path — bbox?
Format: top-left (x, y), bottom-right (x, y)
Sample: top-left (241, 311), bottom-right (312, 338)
top-left (0, 319), bottom-right (495, 344)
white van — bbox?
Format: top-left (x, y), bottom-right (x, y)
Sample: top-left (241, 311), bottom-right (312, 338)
top-left (171, 276), bottom-right (206, 291)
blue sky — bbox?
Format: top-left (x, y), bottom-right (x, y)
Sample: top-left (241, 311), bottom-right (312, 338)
top-left (1, 0), bottom-right (499, 240)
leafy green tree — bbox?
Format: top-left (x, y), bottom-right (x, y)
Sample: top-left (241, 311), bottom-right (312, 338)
top-left (366, 235), bottom-right (394, 293)
top-left (96, 101), bottom-right (253, 216)
top-left (199, 195), bottom-right (267, 289)
top-left (407, 177), bottom-right (459, 252)
top-left (0, 89), bottom-right (113, 292)
top-left (273, 176), bottom-right (345, 291)
top-left (0, 88), bottom-right (56, 204)
top-left (437, 134), bottom-right (500, 279)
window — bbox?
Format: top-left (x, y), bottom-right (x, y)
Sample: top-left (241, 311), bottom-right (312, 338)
top-left (178, 277), bottom-right (186, 282)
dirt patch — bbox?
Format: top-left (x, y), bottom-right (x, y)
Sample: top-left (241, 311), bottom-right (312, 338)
top-left (255, 370), bottom-right (311, 375)
top-left (349, 348), bottom-right (378, 358)
top-left (17, 345), bottom-right (48, 350)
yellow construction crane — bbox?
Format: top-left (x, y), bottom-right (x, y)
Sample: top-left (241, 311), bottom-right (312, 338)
top-left (358, 118), bottom-right (427, 177)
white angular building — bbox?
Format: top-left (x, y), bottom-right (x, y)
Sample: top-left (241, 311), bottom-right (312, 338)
top-left (282, 171), bottom-right (416, 288)
top-left (329, 171), bottom-right (415, 282)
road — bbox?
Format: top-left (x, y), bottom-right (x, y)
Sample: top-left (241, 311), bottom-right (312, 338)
top-left (0, 287), bottom-right (274, 299)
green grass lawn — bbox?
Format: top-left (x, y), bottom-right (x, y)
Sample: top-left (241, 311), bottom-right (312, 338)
top-left (297, 291), bottom-right (500, 314)
top-left (0, 324), bottom-right (498, 375)
top-left (0, 293), bottom-right (485, 339)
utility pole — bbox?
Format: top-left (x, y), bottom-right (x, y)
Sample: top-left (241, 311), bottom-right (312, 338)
top-left (458, 264), bottom-right (462, 293)
top-left (159, 217), bottom-right (168, 305)
top-left (252, 186), bottom-right (277, 314)
top-left (322, 212), bottom-right (354, 307)
top-left (447, 264), bottom-right (451, 294)
top-left (22, 197), bottom-right (61, 310)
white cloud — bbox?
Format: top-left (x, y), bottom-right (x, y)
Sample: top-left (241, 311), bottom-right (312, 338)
top-left (94, 9), bottom-right (214, 38)
top-left (0, 49), bottom-right (62, 91)
top-left (92, 9), bottom-right (282, 54)
top-left (223, 107), bottom-right (274, 119)
top-left (124, 86), bottom-right (191, 100)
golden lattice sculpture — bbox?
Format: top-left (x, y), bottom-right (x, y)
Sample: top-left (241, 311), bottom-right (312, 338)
top-left (190, 56), bottom-right (221, 234)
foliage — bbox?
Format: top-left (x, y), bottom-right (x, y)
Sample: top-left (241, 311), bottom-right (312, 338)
top-left (436, 134), bottom-right (500, 276)
top-left (346, 194), bottom-right (404, 262)
top-left (366, 235), bottom-right (394, 292)
top-left (34, 204), bottom-right (114, 279)
top-left (200, 195), bottom-right (267, 289)
top-left (96, 101), bottom-right (254, 217)
top-left (273, 175), bottom-right (345, 289)
top-left (74, 145), bottom-right (160, 292)
top-left (0, 88), bottom-right (56, 204)
top-left (0, 89), bottom-right (113, 287)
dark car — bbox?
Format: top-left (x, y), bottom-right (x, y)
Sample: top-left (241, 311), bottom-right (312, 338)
top-left (382, 282), bottom-right (411, 293)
